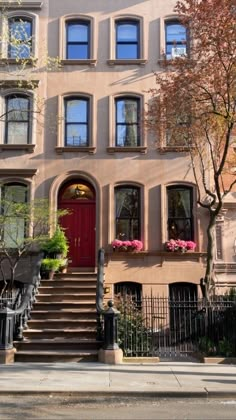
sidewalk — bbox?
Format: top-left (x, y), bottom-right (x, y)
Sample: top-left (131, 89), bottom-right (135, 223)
top-left (0, 362), bottom-right (236, 398)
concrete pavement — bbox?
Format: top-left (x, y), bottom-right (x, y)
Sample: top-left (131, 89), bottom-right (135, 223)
top-left (0, 362), bottom-right (236, 398)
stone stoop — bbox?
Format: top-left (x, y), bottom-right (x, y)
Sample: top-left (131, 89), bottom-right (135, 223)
top-left (14, 272), bottom-right (103, 363)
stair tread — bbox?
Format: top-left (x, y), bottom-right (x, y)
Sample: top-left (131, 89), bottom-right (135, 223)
top-left (15, 338), bottom-right (101, 343)
top-left (15, 350), bottom-right (98, 355)
top-left (28, 320), bottom-right (96, 323)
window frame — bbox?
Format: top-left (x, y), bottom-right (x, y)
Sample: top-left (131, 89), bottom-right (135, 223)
top-left (64, 96), bottom-right (90, 147)
top-left (115, 96), bottom-right (140, 147)
top-left (8, 16), bottom-right (33, 59)
top-left (4, 94), bottom-right (31, 145)
top-left (114, 185), bottom-right (141, 241)
top-left (107, 15), bottom-right (146, 66)
top-left (66, 19), bottom-right (90, 60)
top-left (167, 185), bottom-right (194, 241)
top-left (165, 20), bottom-right (188, 60)
top-left (115, 19), bottom-right (140, 60)
top-left (107, 93), bottom-right (146, 154)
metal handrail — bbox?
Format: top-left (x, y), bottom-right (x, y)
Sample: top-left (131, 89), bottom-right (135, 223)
top-left (96, 248), bottom-right (105, 314)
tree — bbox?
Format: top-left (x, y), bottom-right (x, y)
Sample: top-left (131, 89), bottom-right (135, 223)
top-left (146, 0), bottom-right (236, 298)
top-left (0, 184), bottom-right (67, 297)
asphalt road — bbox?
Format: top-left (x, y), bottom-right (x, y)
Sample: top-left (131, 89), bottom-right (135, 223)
top-left (0, 396), bottom-right (236, 419)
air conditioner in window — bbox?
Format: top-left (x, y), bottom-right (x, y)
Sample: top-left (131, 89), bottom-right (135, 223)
top-left (171, 47), bottom-right (186, 58)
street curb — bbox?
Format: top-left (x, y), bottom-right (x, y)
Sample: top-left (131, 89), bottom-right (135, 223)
top-left (0, 390), bottom-right (236, 399)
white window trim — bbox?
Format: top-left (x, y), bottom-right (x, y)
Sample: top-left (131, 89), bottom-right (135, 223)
top-left (59, 14), bottom-right (96, 65)
top-left (1, 11), bottom-right (38, 60)
top-left (56, 92), bottom-right (96, 154)
top-left (107, 14), bottom-right (147, 65)
top-left (107, 92), bottom-right (147, 154)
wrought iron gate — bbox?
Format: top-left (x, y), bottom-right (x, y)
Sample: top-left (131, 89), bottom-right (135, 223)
top-left (116, 295), bottom-right (236, 360)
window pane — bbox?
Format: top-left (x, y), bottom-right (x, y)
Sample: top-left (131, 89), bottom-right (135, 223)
top-left (7, 122), bottom-right (28, 144)
top-left (8, 97), bottom-right (29, 121)
top-left (67, 23), bottom-right (88, 42)
top-left (1, 184), bottom-right (27, 248)
top-left (117, 44), bottom-right (138, 59)
top-left (116, 125), bottom-right (138, 146)
top-left (168, 188), bottom-right (191, 218)
top-left (166, 23), bottom-right (186, 44)
top-left (67, 44), bottom-right (89, 59)
top-left (9, 19), bottom-right (32, 58)
top-left (117, 99), bottom-right (138, 123)
top-left (66, 99), bottom-right (87, 123)
top-left (115, 187), bottom-right (140, 240)
top-left (117, 23), bottom-right (138, 42)
top-left (66, 124), bottom-right (88, 146)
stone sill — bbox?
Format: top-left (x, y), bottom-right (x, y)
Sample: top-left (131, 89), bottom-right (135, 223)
top-left (107, 59), bottom-right (147, 66)
top-left (107, 146), bottom-right (147, 154)
top-left (55, 146), bottom-right (96, 155)
top-left (0, 2), bottom-right (42, 9)
top-left (107, 251), bottom-right (205, 259)
top-left (61, 59), bottom-right (97, 67)
top-left (0, 144), bottom-right (35, 153)
top-left (157, 146), bottom-right (191, 154)
top-left (0, 58), bottom-right (36, 66)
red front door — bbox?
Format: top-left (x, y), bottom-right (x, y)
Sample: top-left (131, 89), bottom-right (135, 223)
top-left (59, 180), bottom-right (96, 268)
top-left (60, 202), bottom-right (96, 267)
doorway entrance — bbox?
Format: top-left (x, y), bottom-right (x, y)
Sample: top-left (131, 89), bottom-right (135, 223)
top-left (58, 180), bottom-right (96, 268)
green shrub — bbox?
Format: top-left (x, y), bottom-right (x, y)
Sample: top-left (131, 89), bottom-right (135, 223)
top-left (41, 226), bottom-right (68, 257)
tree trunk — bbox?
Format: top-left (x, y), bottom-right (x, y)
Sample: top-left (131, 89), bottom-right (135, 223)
top-left (204, 211), bottom-right (217, 300)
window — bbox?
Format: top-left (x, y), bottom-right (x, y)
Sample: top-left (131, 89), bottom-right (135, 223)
top-left (64, 97), bottom-right (89, 146)
top-left (8, 17), bottom-right (32, 59)
top-left (167, 186), bottom-right (193, 240)
top-left (115, 97), bottom-right (140, 147)
top-left (5, 95), bottom-right (30, 144)
top-left (165, 21), bottom-right (187, 60)
top-left (116, 20), bottom-right (139, 59)
top-left (0, 183), bottom-right (28, 248)
top-left (66, 20), bottom-right (90, 59)
top-left (115, 186), bottom-right (140, 240)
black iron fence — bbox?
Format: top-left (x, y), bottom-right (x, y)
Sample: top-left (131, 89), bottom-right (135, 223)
top-left (116, 295), bottom-right (236, 359)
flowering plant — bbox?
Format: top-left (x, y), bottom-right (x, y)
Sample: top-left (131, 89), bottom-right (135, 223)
top-left (111, 239), bottom-right (143, 251)
top-left (165, 239), bottom-right (196, 253)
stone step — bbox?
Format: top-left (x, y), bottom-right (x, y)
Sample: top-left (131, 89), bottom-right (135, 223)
top-left (38, 287), bottom-right (96, 295)
top-left (40, 279), bottom-right (97, 287)
top-left (32, 302), bottom-right (96, 310)
top-left (14, 339), bottom-right (102, 351)
top-left (54, 272), bottom-right (97, 280)
top-left (15, 350), bottom-right (98, 363)
top-left (30, 309), bottom-right (97, 320)
top-left (36, 294), bottom-right (96, 302)
top-left (27, 319), bottom-right (97, 329)
top-left (23, 328), bottom-right (97, 340)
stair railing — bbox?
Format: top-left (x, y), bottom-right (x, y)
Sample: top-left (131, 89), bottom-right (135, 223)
top-left (96, 248), bottom-right (120, 350)
top-left (0, 253), bottom-right (42, 350)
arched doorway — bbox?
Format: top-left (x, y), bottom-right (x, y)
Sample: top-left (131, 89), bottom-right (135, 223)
top-left (58, 180), bottom-right (96, 268)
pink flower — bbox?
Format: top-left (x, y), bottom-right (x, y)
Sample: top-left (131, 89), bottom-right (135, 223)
top-left (186, 241), bottom-right (197, 251)
top-left (131, 240), bottom-right (143, 251)
top-left (165, 239), bottom-right (197, 252)
top-left (111, 239), bottom-right (123, 248)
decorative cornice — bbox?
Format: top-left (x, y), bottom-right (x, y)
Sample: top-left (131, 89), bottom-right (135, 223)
top-left (0, 1), bottom-right (42, 9)
top-left (214, 262), bottom-right (236, 273)
top-left (55, 146), bottom-right (96, 155)
top-left (0, 169), bottom-right (38, 177)
top-left (107, 146), bottom-right (147, 154)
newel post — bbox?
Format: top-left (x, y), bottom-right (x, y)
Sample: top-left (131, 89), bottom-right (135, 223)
top-left (0, 306), bottom-right (16, 364)
top-left (98, 300), bottom-right (123, 364)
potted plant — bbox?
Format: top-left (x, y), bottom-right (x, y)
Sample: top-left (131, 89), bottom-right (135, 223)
top-left (111, 239), bottom-right (143, 252)
top-left (40, 258), bottom-right (62, 279)
top-left (41, 226), bottom-right (69, 259)
top-left (165, 239), bottom-right (196, 253)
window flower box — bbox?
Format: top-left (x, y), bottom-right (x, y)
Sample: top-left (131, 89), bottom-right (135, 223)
top-left (111, 239), bottom-right (143, 252)
top-left (165, 239), bottom-right (196, 253)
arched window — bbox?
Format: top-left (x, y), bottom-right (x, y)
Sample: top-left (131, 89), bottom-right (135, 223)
top-left (66, 20), bottom-right (90, 59)
top-left (64, 97), bottom-right (89, 146)
top-left (165, 20), bottom-right (187, 59)
top-left (115, 97), bottom-right (140, 147)
top-left (5, 94), bottom-right (30, 144)
top-left (115, 281), bottom-right (142, 301)
top-left (115, 20), bottom-right (139, 59)
top-left (0, 183), bottom-right (28, 248)
top-left (115, 186), bottom-right (140, 240)
top-left (167, 185), bottom-right (194, 240)
top-left (8, 17), bottom-right (32, 59)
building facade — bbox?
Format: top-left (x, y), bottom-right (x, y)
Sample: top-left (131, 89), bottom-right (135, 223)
top-left (0, 0), bottom-right (235, 298)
